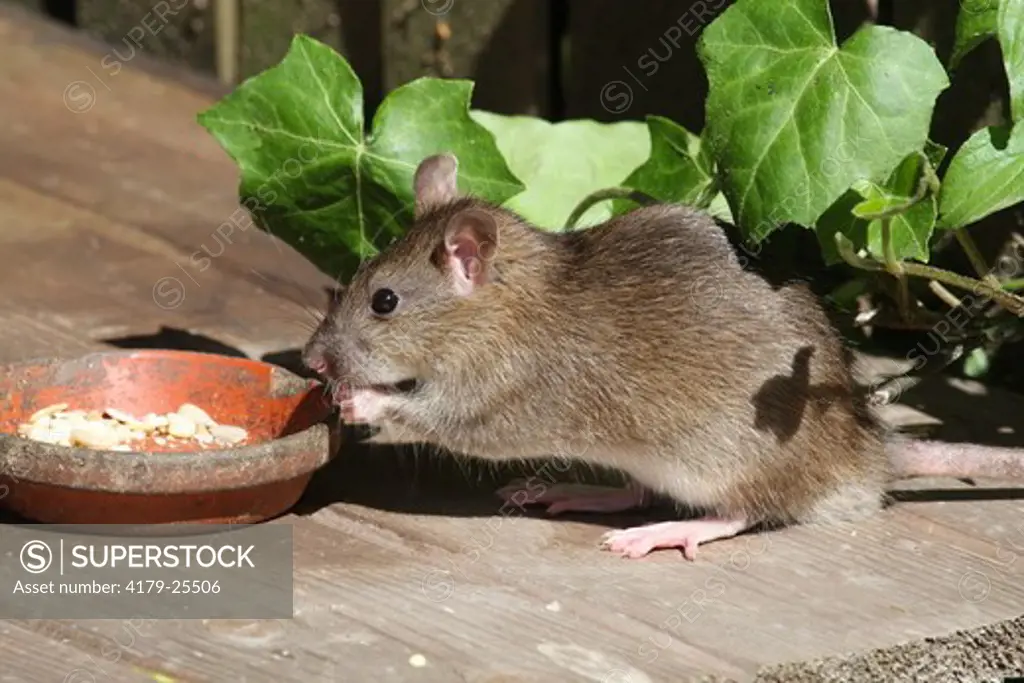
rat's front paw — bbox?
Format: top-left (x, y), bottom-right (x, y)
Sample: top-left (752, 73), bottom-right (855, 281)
top-left (341, 389), bottom-right (392, 424)
top-left (363, 422), bottom-right (424, 445)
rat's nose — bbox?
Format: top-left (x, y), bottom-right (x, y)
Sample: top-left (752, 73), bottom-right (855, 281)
top-left (301, 343), bottom-right (330, 376)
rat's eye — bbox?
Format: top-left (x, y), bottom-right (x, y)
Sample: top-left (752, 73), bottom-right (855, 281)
top-left (370, 287), bottom-right (399, 316)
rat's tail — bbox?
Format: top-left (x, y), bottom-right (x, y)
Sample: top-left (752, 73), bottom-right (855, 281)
top-left (885, 434), bottom-right (1024, 480)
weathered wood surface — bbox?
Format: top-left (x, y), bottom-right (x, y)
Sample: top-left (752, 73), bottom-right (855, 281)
top-left (237, 0), bottom-right (348, 83)
top-left (1, 4), bottom-right (1024, 681)
top-left (381, 0), bottom-right (551, 117)
top-left (64, 0), bottom-right (549, 119)
top-left (77, 0), bottom-right (217, 77)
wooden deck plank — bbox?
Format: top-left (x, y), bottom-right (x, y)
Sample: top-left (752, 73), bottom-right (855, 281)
top-left (311, 493), bottom-right (1024, 669)
top-left (0, 309), bottom-right (104, 364)
top-left (0, 102), bottom-right (333, 314)
top-left (0, 5), bottom-right (335, 312)
top-left (0, 3), bottom-right (230, 153)
top-left (0, 621), bottom-right (158, 682)
top-left (298, 451), bottom-right (1024, 679)
top-left (0, 178), bottom-right (317, 361)
top-left (1, 4), bottom-right (1024, 682)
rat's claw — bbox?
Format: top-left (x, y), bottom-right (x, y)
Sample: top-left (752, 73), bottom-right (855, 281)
top-left (599, 517), bottom-right (751, 560)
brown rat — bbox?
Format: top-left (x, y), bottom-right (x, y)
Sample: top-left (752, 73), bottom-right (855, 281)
top-left (303, 152), bottom-right (1024, 561)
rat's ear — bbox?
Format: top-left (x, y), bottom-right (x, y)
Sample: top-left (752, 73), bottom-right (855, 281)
top-left (440, 209), bottom-right (499, 296)
top-left (414, 153), bottom-right (459, 217)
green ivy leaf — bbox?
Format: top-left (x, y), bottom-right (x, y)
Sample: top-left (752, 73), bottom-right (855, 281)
top-left (938, 1), bottom-right (1024, 230)
top-left (999, 0), bottom-right (1024, 122)
top-left (816, 150), bottom-right (938, 264)
top-left (851, 193), bottom-right (912, 219)
top-left (938, 124), bottom-right (1024, 229)
top-left (859, 183), bottom-right (936, 261)
top-left (610, 116), bottom-right (733, 223)
top-left (698, 0), bottom-right (949, 242)
top-left (197, 35), bottom-right (523, 278)
top-left (706, 193), bottom-right (734, 223)
top-left (469, 111), bottom-right (649, 229)
top-left (951, 0), bottom-right (1000, 69)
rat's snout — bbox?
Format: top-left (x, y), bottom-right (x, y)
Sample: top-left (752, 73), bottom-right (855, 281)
top-left (302, 344), bottom-right (353, 409)
top-left (303, 346), bottom-right (351, 406)
top-left (301, 324), bottom-right (364, 383)
top-left (300, 338), bottom-right (330, 375)
top-left (302, 313), bottom-right (402, 389)
top-left (302, 345), bottom-right (353, 382)
top-left (301, 330), bottom-right (349, 379)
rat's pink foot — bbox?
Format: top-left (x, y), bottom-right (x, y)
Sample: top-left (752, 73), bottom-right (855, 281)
top-left (496, 479), bottom-right (649, 515)
top-left (600, 516), bottom-right (751, 561)
top-left (340, 388), bottom-right (391, 424)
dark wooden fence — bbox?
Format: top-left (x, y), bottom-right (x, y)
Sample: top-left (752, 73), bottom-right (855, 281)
top-left (6, 0), bottom-right (1011, 164)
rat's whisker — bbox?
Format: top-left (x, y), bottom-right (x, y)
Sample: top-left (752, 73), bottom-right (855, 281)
top-left (257, 308), bottom-right (322, 331)
top-left (245, 230), bottom-right (334, 315)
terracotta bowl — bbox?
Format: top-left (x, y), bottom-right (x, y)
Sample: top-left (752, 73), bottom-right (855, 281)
top-left (0, 349), bottom-right (338, 525)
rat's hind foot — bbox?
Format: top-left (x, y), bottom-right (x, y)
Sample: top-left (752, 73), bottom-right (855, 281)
top-left (496, 479), bottom-right (649, 515)
top-left (600, 516), bottom-right (751, 561)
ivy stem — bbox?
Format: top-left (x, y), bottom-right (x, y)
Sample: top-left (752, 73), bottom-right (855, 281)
top-left (954, 228), bottom-right (1002, 288)
top-left (692, 180), bottom-right (720, 212)
top-left (920, 150), bottom-right (942, 195)
top-left (835, 233), bottom-right (1024, 316)
top-left (928, 281), bottom-right (962, 308)
top-left (880, 218), bottom-right (912, 320)
top-left (563, 188), bottom-right (660, 231)
top-left (835, 235), bottom-right (879, 270)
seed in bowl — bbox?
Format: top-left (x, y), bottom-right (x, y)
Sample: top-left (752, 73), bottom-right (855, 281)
top-left (14, 402), bottom-right (249, 451)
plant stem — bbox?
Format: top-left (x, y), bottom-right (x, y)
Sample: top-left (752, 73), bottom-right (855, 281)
top-left (928, 281), bottom-right (962, 308)
top-left (563, 188), bottom-right (660, 231)
top-left (880, 218), bottom-right (912, 319)
top-left (902, 264), bottom-right (1024, 313)
top-left (954, 228), bottom-right (1002, 288)
top-left (692, 181), bottom-right (719, 212)
top-left (835, 235), bottom-right (880, 270)
top-left (1001, 278), bottom-right (1024, 290)
top-left (835, 233), bottom-right (1024, 316)
top-left (919, 150), bottom-right (942, 195)
top-left (868, 342), bottom-right (965, 405)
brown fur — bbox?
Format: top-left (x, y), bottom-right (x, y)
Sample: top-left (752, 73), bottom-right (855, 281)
top-left (307, 192), bottom-right (892, 529)
top-left (304, 154), bottom-right (1024, 534)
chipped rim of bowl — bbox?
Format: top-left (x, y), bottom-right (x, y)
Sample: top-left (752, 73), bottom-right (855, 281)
top-left (0, 349), bottom-right (336, 495)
